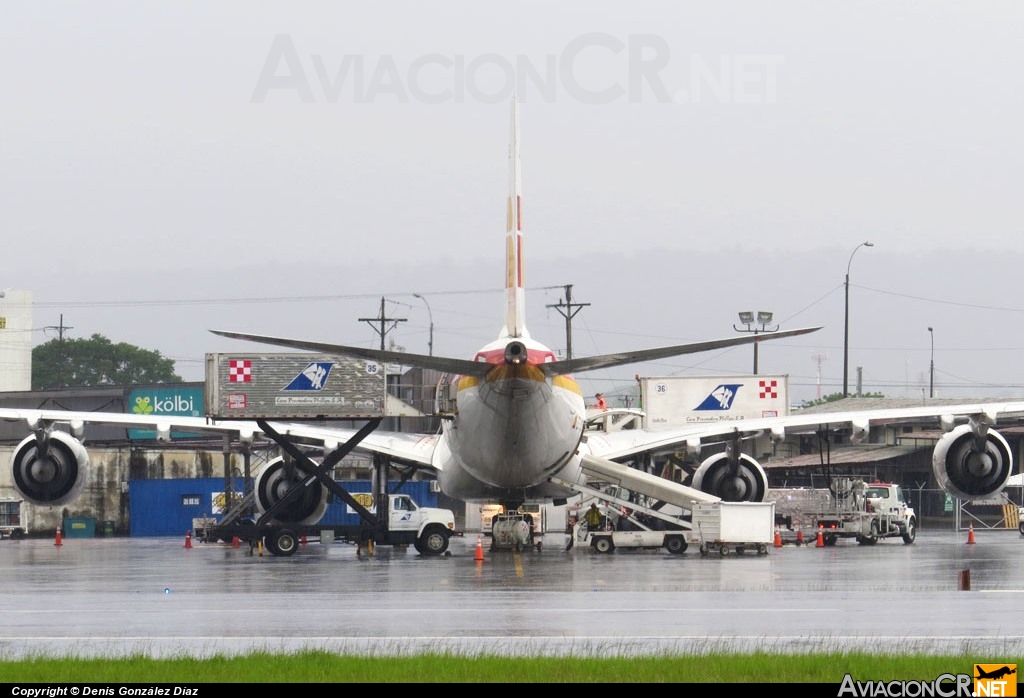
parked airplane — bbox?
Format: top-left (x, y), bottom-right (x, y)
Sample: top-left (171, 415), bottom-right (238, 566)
top-left (3, 99), bottom-right (1021, 529)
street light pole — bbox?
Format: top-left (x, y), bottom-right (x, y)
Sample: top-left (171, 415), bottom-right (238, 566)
top-left (928, 326), bottom-right (934, 398)
top-left (843, 241), bottom-right (874, 397)
top-left (733, 311), bottom-right (779, 374)
top-left (413, 293), bottom-right (433, 356)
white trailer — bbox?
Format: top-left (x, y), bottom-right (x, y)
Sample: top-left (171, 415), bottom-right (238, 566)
top-left (690, 501), bottom-right (776, 556)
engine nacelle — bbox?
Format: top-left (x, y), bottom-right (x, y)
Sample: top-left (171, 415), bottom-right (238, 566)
top-left (11, 430), bottom-right (89, 506)
top-left (691, 451), bottom-right (769, 503)
top-left (254, 457), bottom-right (330, 525)
top-left (932, 424), bottom-right (1013, 500)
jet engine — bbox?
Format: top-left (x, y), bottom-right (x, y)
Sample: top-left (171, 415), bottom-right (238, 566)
top-left (691, 451), bottom-right (769, 503)
top-left (11, 430), bottom-right (89, 506)
top-left (932, 424), bottom-right (1013, 500)
top-left (253, 457), bottom-right (330, 525)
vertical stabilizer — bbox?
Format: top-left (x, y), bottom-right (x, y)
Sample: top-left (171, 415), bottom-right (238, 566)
top-left (502, 96), bottom-right (528, 339)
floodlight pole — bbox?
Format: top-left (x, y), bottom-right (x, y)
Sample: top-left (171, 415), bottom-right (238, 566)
top-left (734, 311), bottom-right (779, 375)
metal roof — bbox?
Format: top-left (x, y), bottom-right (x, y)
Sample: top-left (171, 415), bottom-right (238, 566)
top-left (762, 444), bottom-right (925, 469)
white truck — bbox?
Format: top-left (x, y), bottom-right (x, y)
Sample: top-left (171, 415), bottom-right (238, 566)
top-left (807, 479), bottom-right (917, 546)
top-left (201, 492), bottom-right (458, 557)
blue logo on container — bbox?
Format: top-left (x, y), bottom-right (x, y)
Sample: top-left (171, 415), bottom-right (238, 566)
top-left (282, 362), bottom-right (334, 391)
top-left (694, 384), bottom-right (742, 411)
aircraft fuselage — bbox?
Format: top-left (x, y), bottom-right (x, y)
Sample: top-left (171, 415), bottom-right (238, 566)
top-left (434, 336), bottom-right (586, 506)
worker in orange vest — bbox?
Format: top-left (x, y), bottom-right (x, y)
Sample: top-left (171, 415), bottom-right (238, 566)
top-left (595, 393), bottom-right (607, 410)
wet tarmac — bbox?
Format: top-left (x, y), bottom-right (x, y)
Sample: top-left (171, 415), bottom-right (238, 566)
top-left (0, 527), bottom-right (1022, 658)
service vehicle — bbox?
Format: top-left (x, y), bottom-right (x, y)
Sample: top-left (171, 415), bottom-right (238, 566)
top-left (807, 478), bottom-right (917, 546)
top-left (201, 490), bottom-right (457, 557)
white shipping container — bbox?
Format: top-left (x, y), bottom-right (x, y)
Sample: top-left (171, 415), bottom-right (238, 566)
top-left (639, 375), bottom-right (789, 430)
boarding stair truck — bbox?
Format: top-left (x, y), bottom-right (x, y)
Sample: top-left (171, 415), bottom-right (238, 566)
top-left (805, 478), bottom-right (917, 546)
top-left (551, 453), bottom-right (776, 555)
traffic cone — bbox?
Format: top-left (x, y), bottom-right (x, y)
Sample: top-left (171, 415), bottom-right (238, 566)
top-left (773, 527), bottom-right (782, 548)
top-left (54, 527), bottom-right (62, 547)
top-left (475, 534), bottom-right (484, 562)
top-left (796, 529), bottom-right (804, 546)
top-left (231, 536), bottom-right (240, 548)
top-left (815, 527), bottom-right (824, 548)
top-left (184, 531), bottom-right (192, 549)
top-left (967, 524), bottom-right (976, 545)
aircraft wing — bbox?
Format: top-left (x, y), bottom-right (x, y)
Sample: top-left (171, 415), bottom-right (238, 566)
top-left (0, 408), bottom-right (439, 469)
top-left (584, 401), bottom-right (1024, 462)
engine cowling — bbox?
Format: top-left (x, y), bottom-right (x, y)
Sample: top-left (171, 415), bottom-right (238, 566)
top-left (11, 431), bottom-right (89, 506)
top-left (932, 424), bottom-right (1013, 500)
top-left (691, 451), bottom-right (769, 502)
top-left (254, 457), bottom-right (330, 525)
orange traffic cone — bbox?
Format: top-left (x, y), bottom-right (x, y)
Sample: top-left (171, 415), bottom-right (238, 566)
top-left (967, 524), bottom-right (976, 545)
top-left (796, 529), bottom-right (805, 546)
top-left (184, 531), bottom-right (192, 549)
top-left (475, 534), bottom-right (484, 562)
top-left (231, 536), bottom-right (240, 548)
top-left (773, 527), bottom-right (782, 548)
top-left (815, 527), bottom-right (824, 548)
top-left (54, 527), bottom-right (63, 547)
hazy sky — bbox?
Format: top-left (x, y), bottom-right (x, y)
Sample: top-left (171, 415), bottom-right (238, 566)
top-left (2, 2), bottom-right (1023, 405)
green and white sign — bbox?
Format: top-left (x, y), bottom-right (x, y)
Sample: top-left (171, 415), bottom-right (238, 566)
top-left (128, 386), bottom-right (205, 440)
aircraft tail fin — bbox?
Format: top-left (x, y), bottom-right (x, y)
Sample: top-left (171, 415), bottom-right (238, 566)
top-left (502, 96), bottom-right (528, 340)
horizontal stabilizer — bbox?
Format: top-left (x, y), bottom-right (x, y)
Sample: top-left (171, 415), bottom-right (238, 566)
top-left (544, 326), bottom-right (821, 376)
top-left (210, 330), bottom-right (490, 377)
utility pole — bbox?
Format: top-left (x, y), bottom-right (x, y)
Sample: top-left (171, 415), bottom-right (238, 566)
top-left (44, 314), bottom-right (74, 388)
top-left (545, 284), bottom-right (589, 360)
top-left (359, 297), bottom-right (406, 351)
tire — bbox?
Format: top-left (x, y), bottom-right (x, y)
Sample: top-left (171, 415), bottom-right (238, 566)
top-left (735, 546), bottom-right (746, 555)
top-left (824, 534), bottom-right (837, 547)
top-left (757, 544), bottom-right (768, 555)
top-left (719, 545), bottom-right (729, 557)
top-left (663, 535), bottom-right (687, 555)
top-left (269, 528), bottom-right (299, 557)
top-left (902, 517), bottom-right (917, 544)
top-left (699, 543), bottom-right (709, 557)
top-left (593, 536), bottom-right (614, 553)
top-left (415, 525), bottom-right (450, 556)
top-left (1019, 519), bottom-right (1024, 537)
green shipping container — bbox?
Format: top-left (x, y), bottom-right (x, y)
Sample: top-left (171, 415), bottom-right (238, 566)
top-left (62, 517), bottom-right (96, 538)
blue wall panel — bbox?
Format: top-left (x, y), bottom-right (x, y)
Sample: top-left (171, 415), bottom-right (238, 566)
top-left (129, 479), bottom-right (437, 537)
